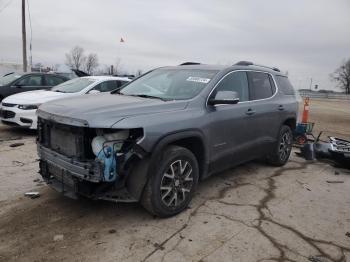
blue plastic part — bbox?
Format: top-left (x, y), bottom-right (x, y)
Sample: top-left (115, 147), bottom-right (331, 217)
top-left (97, 146), bottom-right (118, 182)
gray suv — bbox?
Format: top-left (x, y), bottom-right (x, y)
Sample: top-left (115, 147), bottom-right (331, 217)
top-left (37, 61), bottom-right (298, 217)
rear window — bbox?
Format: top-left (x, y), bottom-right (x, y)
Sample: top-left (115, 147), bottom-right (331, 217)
top-left (247, 72), bottom-right (274, 100)
top-left (51, 78), bottom-right (96, 93)
top-left (276, 76), bottom-right (295, 95)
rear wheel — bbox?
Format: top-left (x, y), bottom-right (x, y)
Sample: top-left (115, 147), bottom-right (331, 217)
top-left (141, 145), bottom-right (199, 217)
top-left (267, 125), bottom-right (293, 166)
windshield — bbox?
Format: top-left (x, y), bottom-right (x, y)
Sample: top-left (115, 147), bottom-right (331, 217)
top-left (51, 78), bottom-right (96, 93)
top-left (119, 69), bottom-right (219, 100)
top-left (0, 73), bottom-right (22, 86)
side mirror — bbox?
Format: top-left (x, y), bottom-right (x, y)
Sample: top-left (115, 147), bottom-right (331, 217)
top-left (208, 91), bottom-right (240, 105)
top-left (88, 90), bottom-right (100, 94)
top-left (13, 83), bottom-right (23, 88)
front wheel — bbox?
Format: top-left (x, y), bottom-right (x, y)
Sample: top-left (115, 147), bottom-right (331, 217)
top-left (141, 145), bottom-right (199, 217)
top-left (267, 125), bottom-right (293, 166)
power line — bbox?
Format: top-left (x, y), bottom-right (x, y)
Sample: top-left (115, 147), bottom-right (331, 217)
top-left (0, 0), bottom-right (14, 13)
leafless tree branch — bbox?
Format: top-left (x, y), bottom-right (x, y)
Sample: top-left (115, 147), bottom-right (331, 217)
top-left (330, 59), bottom-right (350, 94)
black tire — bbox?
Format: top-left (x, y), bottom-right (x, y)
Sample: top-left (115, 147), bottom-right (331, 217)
top-left (267, 125), bottom-right (293, 166)
top-left (141, 145), bottom-right (199, 217)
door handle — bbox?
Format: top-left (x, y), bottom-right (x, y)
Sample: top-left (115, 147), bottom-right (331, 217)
top-left (246, 108), bottom-right (256, 115)
top-left (278, 105), bottom-right (285, 111)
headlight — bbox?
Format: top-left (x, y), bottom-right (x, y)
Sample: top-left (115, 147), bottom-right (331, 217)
top-left (18, 104), bottom-right (40, 110)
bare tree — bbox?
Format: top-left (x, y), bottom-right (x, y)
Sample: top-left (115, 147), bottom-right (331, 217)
top-left (330, 59), bottom-right (350, 94)
top-left (85, 53), bottom-right (99, 75)
top-left (65, 46), bottom-right (86, 70)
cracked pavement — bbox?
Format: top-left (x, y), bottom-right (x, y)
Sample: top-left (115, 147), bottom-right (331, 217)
top-left (0, 99), bottom-right (349, 262)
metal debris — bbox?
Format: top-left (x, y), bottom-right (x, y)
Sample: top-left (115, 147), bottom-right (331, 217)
top-left (24, 192), bottom-right (40, 199)
top-left (9, 142), bottom-right (24, 148)
top-left (308, 255), bottom-right (327, 262)
top-left (326, 180), bottom-right (344, 184)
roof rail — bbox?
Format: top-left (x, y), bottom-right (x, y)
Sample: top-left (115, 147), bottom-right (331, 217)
top-left (179, 62), bottom-right (201, 66)
top-left (234, 61), bottom-right (281, 72)
top-left (235, 61), bottom-right (254, 66)
top-left (254, 64), bottom-right (281, 72)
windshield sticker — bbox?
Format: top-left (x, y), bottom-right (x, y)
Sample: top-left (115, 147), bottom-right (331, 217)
top-left (186, 76), bottom-right (211, 84)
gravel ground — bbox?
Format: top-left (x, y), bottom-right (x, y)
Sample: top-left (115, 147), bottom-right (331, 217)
top-left (0, 98), bottom-right (349, 262)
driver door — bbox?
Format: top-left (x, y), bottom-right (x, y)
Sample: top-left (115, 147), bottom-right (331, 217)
top-left (11, 75), bottom-right (44, 95)
top-left (206, 71), bottom-right (257, 173)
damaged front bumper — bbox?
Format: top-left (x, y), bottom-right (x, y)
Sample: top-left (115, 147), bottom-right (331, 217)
top-left (38, 144), bottom-right (139, 202)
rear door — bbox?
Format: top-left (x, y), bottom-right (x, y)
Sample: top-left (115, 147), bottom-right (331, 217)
top-left (11, 75), bottom-right (45, 95)
top-left (246, 71), bottom-right (280, 155)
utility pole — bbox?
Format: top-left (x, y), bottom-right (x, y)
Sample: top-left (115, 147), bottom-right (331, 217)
top-left (22, 0), bottom-right (27, 72)
top-left (309, 77), bottom-right (313, 91)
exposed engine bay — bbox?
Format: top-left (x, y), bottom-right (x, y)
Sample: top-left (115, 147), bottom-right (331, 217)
top-left (37, 117), bottom-right (146, 202)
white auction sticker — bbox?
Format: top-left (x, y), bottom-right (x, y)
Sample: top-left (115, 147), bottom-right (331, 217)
top-left (186, 77), bottom-right (211, 84)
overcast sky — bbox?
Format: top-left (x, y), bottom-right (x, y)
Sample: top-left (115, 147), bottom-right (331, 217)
top-left (0, 0), bottom-right (349, 90)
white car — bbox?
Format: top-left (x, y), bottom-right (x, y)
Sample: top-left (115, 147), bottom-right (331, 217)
top-left (0, 76), bottom-right (131, 129)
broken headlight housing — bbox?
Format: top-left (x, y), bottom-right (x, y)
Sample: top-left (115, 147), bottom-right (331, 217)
top-left (91, 130), bottom-right (130, 182)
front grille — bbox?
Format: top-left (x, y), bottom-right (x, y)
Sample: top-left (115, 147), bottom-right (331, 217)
top-left (38, 117), bottom-right (94, 160)
top-left (0, 109), bottom-right (15, 119)
top-left (2, 103), bottom-right (17, 107)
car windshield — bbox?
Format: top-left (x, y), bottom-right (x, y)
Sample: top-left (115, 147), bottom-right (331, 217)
top-left (0, 73), bottom-right (22, 86)
top-left (119, 69), bottom-right (219, 100)
top-left (51, 78), bottom-right (96, 93)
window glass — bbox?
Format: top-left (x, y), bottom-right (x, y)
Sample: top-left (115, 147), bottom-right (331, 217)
top-left (51, 78), bottom-right (96, 93)
top-left (247, 72), bottom-right (273, 100)
top-left (17, 75), bottom-right (42, 86)
top-left (93, 81), bottom-right (119, 92)
top-left (269, 75), bottom-right (276, 94)
top-left (213, 71), bottom-right (249, 102)
top-left (46, 76), bottom-right (65, 86)
top-left (275, 76), bottom-right (295, 95)
top-left (0, 73), bottom-right (22, 85)
top-left (117, 80), bottom-right (128, 88)
top-left (120, 69), bottom-right (219, 100)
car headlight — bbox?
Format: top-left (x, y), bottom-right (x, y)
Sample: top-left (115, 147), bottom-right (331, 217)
top-left (18, 104), bottom-right (40, 110)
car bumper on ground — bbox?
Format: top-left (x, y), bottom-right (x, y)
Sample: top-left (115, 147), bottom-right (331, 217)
top-left (0, 105), bottom-right (37, 129)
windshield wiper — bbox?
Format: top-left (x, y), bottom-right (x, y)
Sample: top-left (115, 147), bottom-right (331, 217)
top-left (129, 94), bottom-right (168, 101)
top-left (54, 90), bottom-right (66, 93)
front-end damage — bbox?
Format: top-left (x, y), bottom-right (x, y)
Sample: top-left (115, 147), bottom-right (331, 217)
top-left (37, 117), bottom-right (148, 202)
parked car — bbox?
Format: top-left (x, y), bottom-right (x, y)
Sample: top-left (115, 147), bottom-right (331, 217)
top-left (0, 76), bottom-right (130, 129)
top-left (0, 72), bottom-right (70, 101)
top-left (37, 61), bottom-right (298, 217)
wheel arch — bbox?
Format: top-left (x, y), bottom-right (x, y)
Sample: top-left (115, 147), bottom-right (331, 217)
top-left (126, 130), bottom-right (209, 201)
top-left (282, 117), bottom-right (296, 131)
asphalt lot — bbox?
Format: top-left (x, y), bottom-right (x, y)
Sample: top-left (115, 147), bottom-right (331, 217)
top-left (0, 98), bottom-right (349, 262)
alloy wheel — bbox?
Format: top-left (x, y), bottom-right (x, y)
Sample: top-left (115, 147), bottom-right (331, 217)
top-left (160, 159), bottom-right (193, 208)
top-left (279, 131), bottom-right (292, 161)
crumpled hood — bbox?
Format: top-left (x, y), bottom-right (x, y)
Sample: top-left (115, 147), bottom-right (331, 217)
top-left (38, 93), bottom-right (188, 127)
top-left (3, 90), bottom-right (72, 105)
